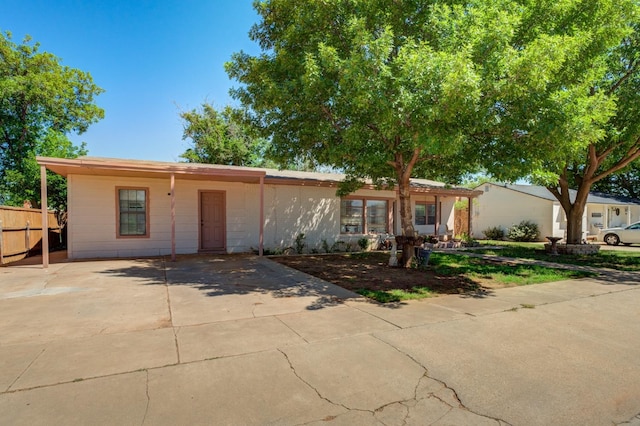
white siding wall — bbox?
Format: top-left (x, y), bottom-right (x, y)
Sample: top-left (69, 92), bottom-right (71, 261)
top-left (473, 184), bottom-right (552, 241)
top-left (67, 173), bottom-right (474, 257)
top-left (67, 175), bottom-right (256, 258)
top-left (67, 174), bottom-right (173, 258)
top-left (263, 185), bottom-right (341, 251)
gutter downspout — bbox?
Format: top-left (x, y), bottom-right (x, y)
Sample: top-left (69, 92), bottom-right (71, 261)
top-left (40, 164), bottom-right (49, 269)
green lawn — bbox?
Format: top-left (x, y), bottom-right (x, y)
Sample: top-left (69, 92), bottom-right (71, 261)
top-left (355, 251), bottom-right (594, 303)
top-left (473, 240), bottom-right (640, 271)
top-left (428, 252), bottom-right (594, 285)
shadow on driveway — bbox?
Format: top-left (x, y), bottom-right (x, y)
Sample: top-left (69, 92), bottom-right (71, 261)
top-left (97, 254), bottom-right (361, 311)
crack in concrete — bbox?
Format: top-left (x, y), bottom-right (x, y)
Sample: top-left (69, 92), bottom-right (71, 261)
top-left (277, 349), bottom-right (356, 415)
top-left (6, 346), bottom-right (47, 392)
top-left (140, 369), bottom-right (150, 426)
top-left (372, 334), bottom-right (512, 425)
top-left (616, 411), bottom-right (640, 425)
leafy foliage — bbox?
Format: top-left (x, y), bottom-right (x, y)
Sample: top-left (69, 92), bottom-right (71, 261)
top-left (0, 31), bottom-right (103, 209)
top-left (2, 130), bottom-right (87, 211)
top-left (180, 103), bottom-right (273, 167)
top-left (226, 0), bottom-right (519, 266)
top-left (590, 163), bottom-right (640, 200)
top-left (483, 226), bottom-right (505, 240)
top-left (465, 1), bottom-right (640, 243)
top-left (507, 221), bottom-right (540, 242)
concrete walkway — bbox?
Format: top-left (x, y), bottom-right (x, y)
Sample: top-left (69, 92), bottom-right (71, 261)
top-left (0, 254), bottom-right (639, 425)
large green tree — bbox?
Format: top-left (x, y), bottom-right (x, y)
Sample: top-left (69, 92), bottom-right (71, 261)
top-left (0, 31), bottom-right (103, 209)
top-left (470, 1), bottom-right (640, 244)
top-left (180, 103), bottom-right (273, 167)
top-left (227, 0), bottom-right (517, 266)
top-left (228, 0), bottom-right (640, 257)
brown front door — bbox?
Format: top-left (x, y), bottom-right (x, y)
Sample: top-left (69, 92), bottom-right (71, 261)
top-left (200, 191), bottom-right (225, 251)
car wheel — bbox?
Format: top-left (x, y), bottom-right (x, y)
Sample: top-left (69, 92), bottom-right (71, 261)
top-left (604, 233), bottom-right (620, 246)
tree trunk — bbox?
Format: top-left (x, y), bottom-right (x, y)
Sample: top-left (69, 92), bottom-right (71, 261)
top-left (398, 175), bottom-right (416, 267)
top-left (565, 193), bottom-right (589, 244)
top-left (548, 173), bottom-right (591, 245)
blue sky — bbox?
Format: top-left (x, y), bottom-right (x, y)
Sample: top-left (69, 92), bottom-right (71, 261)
top-left (1, 0), bottom-right (261, 161)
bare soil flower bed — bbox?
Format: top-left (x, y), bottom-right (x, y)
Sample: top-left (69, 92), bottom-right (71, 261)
top-left (271, 252), bottom-right (484, 295)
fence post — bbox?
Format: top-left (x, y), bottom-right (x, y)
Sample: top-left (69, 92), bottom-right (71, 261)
top-left (0, 220), bottom-right (3, 265)
top-left (25, 220), bottom-right (30, 257)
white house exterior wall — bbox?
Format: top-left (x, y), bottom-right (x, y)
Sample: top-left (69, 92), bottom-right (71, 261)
top-left (473, 184), bottom-right (552, 241)
top-left (67, 174), bottom-right (405, 258)
top-left (67, 174), bottom-right (173, 258)
top-left (68, 174), bottom-right (257, 258)
top-left (263, 184), bottom-right (343, 251)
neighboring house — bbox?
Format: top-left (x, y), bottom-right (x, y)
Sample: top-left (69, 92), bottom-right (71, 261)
top-left (472, 182), bottom-right (640, 241)
top-left (36, 156), bottom-right (482, 261)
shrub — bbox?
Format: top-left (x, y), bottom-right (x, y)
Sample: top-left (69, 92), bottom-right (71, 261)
top-left (331, 240), bottom-right (347, 252)
top-left (357, 237), bottom-right (369, 251)
top-left (483, 226), bottom-right (505, 240)
top-left (507, 220), bottom-right (540, 242)
top-left (294, 233), bottom-right (306, 254)
top-left (321, 239), bottom-right (330, 253)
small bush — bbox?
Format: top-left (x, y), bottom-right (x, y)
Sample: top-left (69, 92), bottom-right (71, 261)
top-left (331, 240), bottom-right (347, 252)
top-left (294, 233), bottom-right (306, 254)
top-left (507, 220), bottom-right (540, 242)
top-left (357, 237), bottom-right (369, 251)
top-left (321, 239), bottom-right (330, 253)
top-left (483, 226), bottom-right (505, 240)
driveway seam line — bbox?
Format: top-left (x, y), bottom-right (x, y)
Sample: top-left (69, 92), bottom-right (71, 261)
top-left (161, 256), bottom-right (180, 364)
top-left (6, 346), bottom-right (47, 392)
top-left (274, 316), bottom-right (310, 344)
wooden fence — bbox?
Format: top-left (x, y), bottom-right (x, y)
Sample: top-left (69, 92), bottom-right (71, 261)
top-left (0, 206), bottom-right (61, 265)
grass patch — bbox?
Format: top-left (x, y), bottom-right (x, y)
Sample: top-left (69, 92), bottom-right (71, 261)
top-left (429, 253), bottom-right (594, 286)
top-left (356, 286), bottom-right (434, 303)
top-left (476, 241), bottom-right (640, 271)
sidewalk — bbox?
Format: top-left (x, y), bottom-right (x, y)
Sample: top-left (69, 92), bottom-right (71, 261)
top-left (1, 255), bottom-right (639, 425)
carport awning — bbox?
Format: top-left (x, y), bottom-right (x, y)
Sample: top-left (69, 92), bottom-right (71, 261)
top-left (36, 156), bottom-right (266, 183)
top-left (36, 157), bottom-right (267, 268)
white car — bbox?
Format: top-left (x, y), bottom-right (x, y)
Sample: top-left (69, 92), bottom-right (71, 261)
top-left (599, 222), bottom-right (640, 246)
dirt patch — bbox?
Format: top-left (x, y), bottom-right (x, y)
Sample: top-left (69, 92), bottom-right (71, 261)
top-left (271, 252), bottom-right (488, 296)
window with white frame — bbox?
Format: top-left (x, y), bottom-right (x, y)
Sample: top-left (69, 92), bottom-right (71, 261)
top-left (117, 188), bottom-right (149, 237)
top-left (340, 198), bottom-right (389, 233)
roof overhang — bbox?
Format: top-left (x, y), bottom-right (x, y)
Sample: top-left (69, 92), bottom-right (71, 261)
top-left (36, 156), bottom-right (483, 197)
top-left (36, 156), bottom-right (266, 183)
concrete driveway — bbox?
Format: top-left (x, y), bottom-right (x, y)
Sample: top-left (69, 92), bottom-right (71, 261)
top-left (1, 254), bottom-right (639, 425)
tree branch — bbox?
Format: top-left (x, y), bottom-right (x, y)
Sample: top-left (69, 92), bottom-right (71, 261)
top-left (607, 57), bottom-right (640, 96)
top-left (590, 135), bottom-right (640, 185)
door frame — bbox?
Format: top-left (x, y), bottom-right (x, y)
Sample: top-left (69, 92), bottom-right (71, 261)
top-left (198, 190), bottom-right (226, 252)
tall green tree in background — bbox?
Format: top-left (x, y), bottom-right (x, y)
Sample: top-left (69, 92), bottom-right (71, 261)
top-left (471, 1), bottom-right (640, 244)
top-left (180, 103), bottom-right (273, 167)
top-left (0, 31), bottom-right (103, 210)
top-left (590, 163), bottom-right (640, 200)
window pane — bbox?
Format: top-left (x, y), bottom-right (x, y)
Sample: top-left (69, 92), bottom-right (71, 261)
top-left (119, 189), bottom-right (147, 236)
top-left (340, 199), bottom-right (363, 233)
top-left (367, 200), bottom-right (387, 233)
top-left (427, 204), bottom-right (436, 225)
top-left (415, 204), bottom-right (426, 226)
